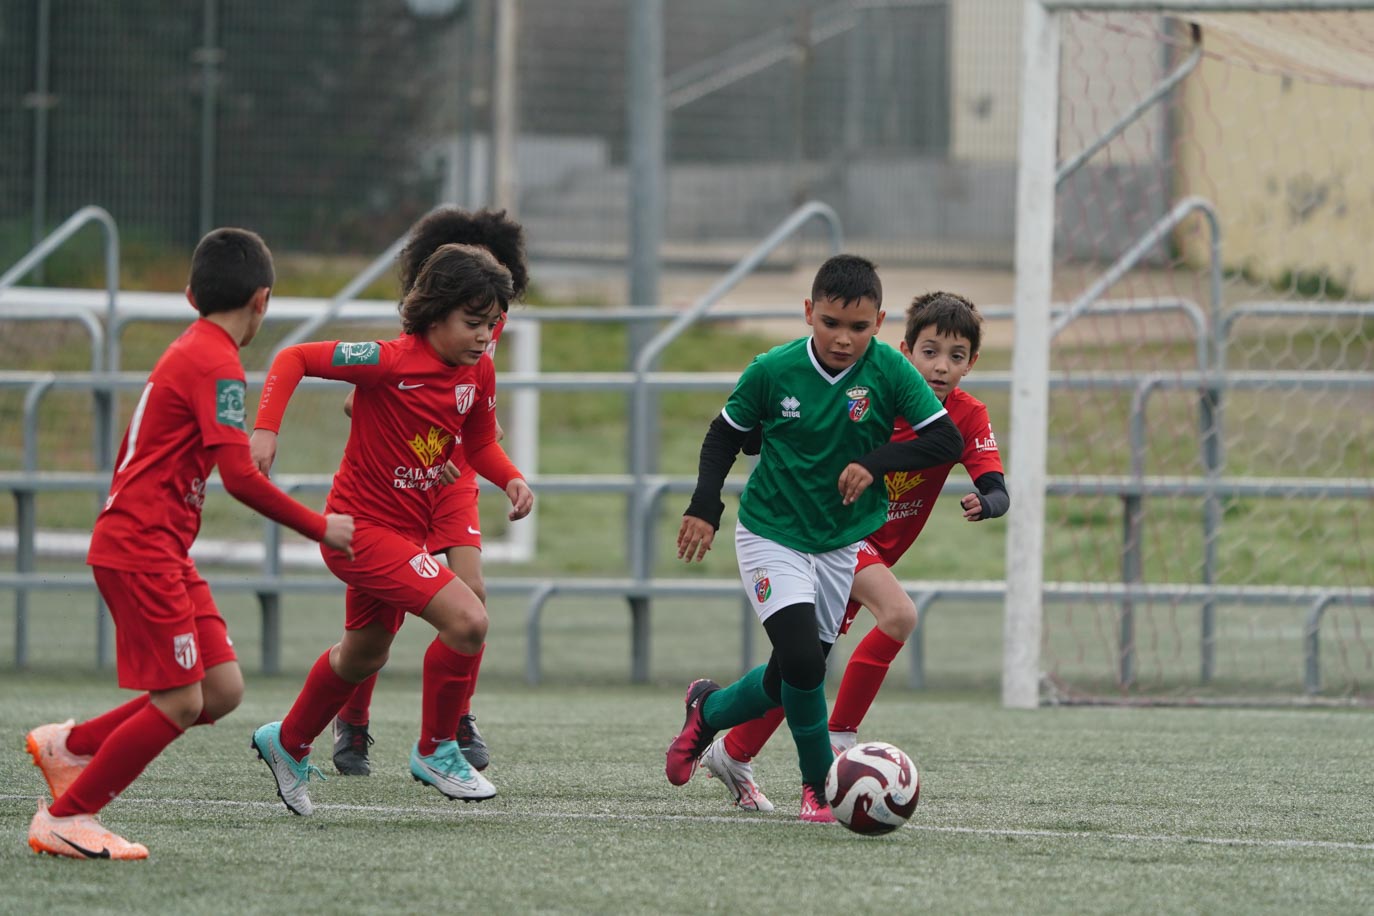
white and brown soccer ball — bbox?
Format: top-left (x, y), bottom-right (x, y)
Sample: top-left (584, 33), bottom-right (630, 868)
top-left (825, 741), bottom-right (920, 836)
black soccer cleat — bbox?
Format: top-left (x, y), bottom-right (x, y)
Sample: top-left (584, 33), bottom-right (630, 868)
top-left (331, 717), bottom-right (374, 777)
top-left (456, 714), bottom-right (490, 772)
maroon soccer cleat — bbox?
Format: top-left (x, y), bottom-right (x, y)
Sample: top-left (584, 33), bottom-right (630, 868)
top-left (664, 678), bottom-right (721, 786)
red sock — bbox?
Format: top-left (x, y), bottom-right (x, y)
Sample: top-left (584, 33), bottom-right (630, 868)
top-left (66, 694), bottom-right (151, 756)
top-left (279, 650), bottom-right (360, 762)
top-left (419, 639), bottom-right (478, 757)
top-left (338, 673), bottom-right (378, 727)
top-left (829, 626), bottom-right (905, 733)
top-left (50, 704), bottom-right (183, 817)
top-left (457, 644), bottom-right (484, 717)
top-left (724, 707), bottom-right (786, 762)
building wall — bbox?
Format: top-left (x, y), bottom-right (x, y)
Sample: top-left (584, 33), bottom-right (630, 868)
top-left (1176, 23), bottom-right (1374, 294)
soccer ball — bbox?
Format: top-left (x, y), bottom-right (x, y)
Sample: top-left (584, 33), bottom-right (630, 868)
top-left (825, 741), bottom-right (920, 836)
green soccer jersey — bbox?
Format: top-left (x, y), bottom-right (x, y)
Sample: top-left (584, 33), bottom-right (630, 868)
top-left (721, 336), bottom-right (946, 554)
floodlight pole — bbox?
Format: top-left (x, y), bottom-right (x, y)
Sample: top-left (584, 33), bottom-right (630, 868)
top-left (625, 0), bottom-right (665, 682)
top-left (491, 0), bottom-right (519, 213)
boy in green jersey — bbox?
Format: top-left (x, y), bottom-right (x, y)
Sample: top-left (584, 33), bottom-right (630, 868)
top-left (667, 254), bottom-right (964, 821)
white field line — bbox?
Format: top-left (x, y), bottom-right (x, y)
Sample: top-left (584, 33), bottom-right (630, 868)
top-left (3, 794), bottom-right (1372, 852)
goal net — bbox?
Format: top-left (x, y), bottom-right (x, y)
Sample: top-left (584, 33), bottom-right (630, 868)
top-left (1006, 2), bottom-right (1374, 706)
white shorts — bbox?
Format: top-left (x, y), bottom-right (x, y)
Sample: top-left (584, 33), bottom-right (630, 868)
top-left (734, 520), bottom-right (861, 644)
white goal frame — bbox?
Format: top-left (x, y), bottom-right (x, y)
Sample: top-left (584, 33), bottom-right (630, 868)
top-left (1004, 0), bottom-right (1374, 707)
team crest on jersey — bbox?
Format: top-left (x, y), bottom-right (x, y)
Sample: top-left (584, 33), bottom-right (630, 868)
top-left (454, 384), bottom-right (477, 414)
top-left (847, 386), bottom-right (870, 422)
top-left (752, 568), bottom-right (772, 603)
top-left (407, 426), bottom-right (453, 466)
top-left (885, 470), bottom-right (924, 502)
top-left (332, 341), bottom-right (380, 365)
top-left (173, 632), bottom-right (198, 670)
top-left (780, 396), bottom-right (800, 418)
top-left (409, 552), bottom-right (441, 579)
top-left (215, 379), bottom-right (246, 429)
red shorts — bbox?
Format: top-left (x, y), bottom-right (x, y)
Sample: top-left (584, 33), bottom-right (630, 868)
top-left (93, 562), bottom-right (237, 691)
top-left (838, 539), bottom-right (892, 636)
top-left (428, 482), bottom-right (482, 554)
top-left (324, 523), bottom-right (455, 634)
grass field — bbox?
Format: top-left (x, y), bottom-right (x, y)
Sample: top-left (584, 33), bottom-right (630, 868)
top-left (5, 585), bottom-right (1374, 913)
top-left (5, 670), bottom-right (1374, 914)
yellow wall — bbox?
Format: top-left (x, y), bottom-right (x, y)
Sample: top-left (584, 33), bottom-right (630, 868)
top-left (1177, 28), bottom-right (1374, 294)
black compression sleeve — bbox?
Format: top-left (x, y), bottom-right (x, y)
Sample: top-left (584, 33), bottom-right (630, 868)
top-left (973, 470), bottom-right (1010, 520)
top-left (855, 414), bottom-right (963, 477)
top-left (684, 414), bottom-right (750, 530)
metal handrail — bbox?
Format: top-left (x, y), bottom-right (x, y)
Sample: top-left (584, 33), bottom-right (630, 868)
top-left (268, 229), bottom-right (409, 364)
top-left (0, 205), bottom-right (119, 372)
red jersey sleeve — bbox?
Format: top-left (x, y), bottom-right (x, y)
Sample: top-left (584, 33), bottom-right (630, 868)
top-left (958, 400), bottom-right (1003, 481)
top-left (213, 442), bottom-right (328, 541)
top-left (460, 359), bottom-right (522, 487)
top-left (192, 359), bottom-right (253, 449)
top-left (256, 340), bottom-right (392, 433)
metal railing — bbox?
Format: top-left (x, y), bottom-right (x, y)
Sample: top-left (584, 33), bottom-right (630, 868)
top-left (4, 211), bottom-right (1373, 692)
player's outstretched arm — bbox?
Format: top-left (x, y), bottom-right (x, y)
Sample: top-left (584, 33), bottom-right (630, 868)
top-left (683, 416), bottom-right (749, 525)
top-left (856, 414), bottom-right (963, 477)
top-left (213, 442), bottom-right (355, 558)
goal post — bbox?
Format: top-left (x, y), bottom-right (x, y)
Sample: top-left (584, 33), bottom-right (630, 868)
top-left (1006, 0), bottom-right (1374, 706)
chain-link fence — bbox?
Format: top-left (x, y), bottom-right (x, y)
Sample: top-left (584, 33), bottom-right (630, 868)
top-left (2, 0), bottom-right (1022, 270)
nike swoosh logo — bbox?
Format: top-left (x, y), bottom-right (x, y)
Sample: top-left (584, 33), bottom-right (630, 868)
top-left (467, 526), bottom-right (481, 536)
top-left (398, 381), bottom-right (424, 390)
top-left (53, 832), bottom-right (111, 859)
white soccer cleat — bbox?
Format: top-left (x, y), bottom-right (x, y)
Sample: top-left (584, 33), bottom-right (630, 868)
top-left (410, 740), bottom-right (496, 802)
top-left (699, 737), bottom-right (775, 813)
top-left (829, 730), bottom-right (858, 757)
top-left (251, 721), bottom-right (325, 816)
top-left (26, 719), bottom-right (93, 800)
top-left (29, 800), bottom-right (148, 860)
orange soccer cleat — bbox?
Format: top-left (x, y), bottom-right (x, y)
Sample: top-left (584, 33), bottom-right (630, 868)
top-left (25, 719), bottom-right (92, 800)
top-left (28, 801), bottom-right (148, 860)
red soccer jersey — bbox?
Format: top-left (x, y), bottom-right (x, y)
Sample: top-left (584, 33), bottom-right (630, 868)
top-left (256, 334), bottom-right (517, 543)
top-left (865, 387), bottom-right (1003, 566)
top-left (88, 320), bottom-right (256, 573)
top-left (450, 315), bottom-right (505, 487)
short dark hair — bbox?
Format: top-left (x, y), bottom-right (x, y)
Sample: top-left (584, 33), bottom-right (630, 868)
top-left (811, 254), bottom-right (882, 309)
top-left (398, 243), bottom-right (515, 336)
top-left (398, 207), bottom-right (528, 300)
top-left (905, 291), bottom-right (983, 354)
top-left (188, 228), bottom-right (274, 316)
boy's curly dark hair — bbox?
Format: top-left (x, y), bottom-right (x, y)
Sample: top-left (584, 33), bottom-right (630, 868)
top-left (398, 244), bottom-right (514, 336)
top-left (398, 207), bottom-right (528, 301)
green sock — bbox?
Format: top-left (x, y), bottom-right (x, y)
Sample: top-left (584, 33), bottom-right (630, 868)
top-left (781, 679), bottom-right (833, 787)
top-left (701, 665), bottom-right (776, 730)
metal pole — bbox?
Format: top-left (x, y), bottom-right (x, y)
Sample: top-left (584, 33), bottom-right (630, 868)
top-left (196, 0), bottom-right (221, 237)
top-left (625, 0), bottom-right (665, 682)
top-left (29, 0), bottom-right (53, 279)
top-left (490, 0), bottom-right (518, 214)
top-left (1003, 0), bottom-right (1059, 709)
